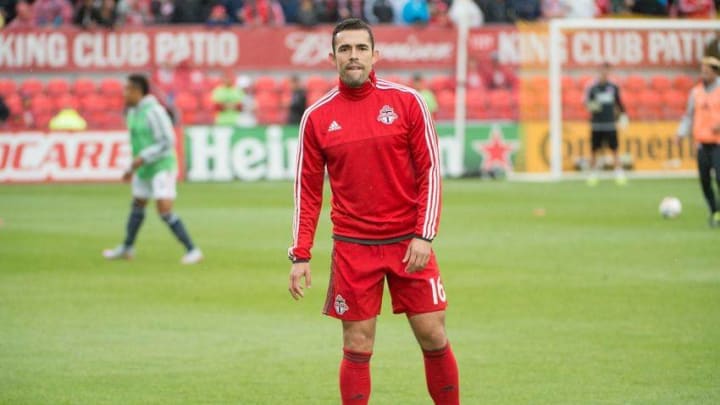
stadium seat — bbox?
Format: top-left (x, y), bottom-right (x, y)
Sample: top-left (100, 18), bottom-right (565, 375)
top-left (561, 76), bottom-right (576, 91)
top-left (577, 75), bottom-right (595, 91)
top-left (306, 90), bottom-right (328, 105)
top-left (488, 90), bottom-right (517, 120)
top-left (636, 90), bottom-right (663, 119)
top-left (205, 76), bottom-right (223, 91)
top-left (53, 94), bottom-right (79, 111)
top-left (20, 79), bottom-right (44, 97)
top-left (35, 113), bottom-right (53, 129)
top-left (623, 75), bottom-right (647, 93)
top-left (253, 76), bottom-right (276, 94)
top-left (5, 94), bottom-right (23, 115)
top-left (672, 75), bottom-right (696, 93)
top-left (429, 75), bottom-right (453, 94)
top-left (306, 76), bottom-right (331, 94)
top-left (99, 78), bottom-right (124, 96)
top-left (0, 79), bottom-right (17, 97)
top-left (73, 79), bottom-right (96, 96)
top-left (384, 75), bottom-right (408, 87)
top-left (649, 75), bottom-right (672, 92)
top-left (46, 79), bottom-right (70, 97)
top-left (465, 89), bottom-right (486, 119)
top-left (661, 90), bottom-right (687, 119)
top-left (30, 95), bottom-right (55, 115)
top-left (106, 95), bottom-right (125, 110)
top-left (79, 94), bottom-right (108, 113)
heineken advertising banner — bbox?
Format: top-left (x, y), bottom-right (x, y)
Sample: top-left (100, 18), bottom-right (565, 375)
top-left (184, 124), bottom-right (520, 181)
top-left (521, 121), bottom-right (696, 173)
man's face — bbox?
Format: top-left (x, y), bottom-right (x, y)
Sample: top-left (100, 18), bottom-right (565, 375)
top-left (701, 63), bottom-right (717, 83)
top-left (329, 29), bottom-right (379, 88)
top-left (124, 82), bottom-right (142, 107)
top-left (599, 65), bottom-right (609, 82)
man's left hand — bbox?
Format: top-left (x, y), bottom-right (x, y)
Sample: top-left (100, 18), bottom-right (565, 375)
top-left (403, 238), bottom-right (432, 273)
top-left (122, 157), bottom-right (144, 182)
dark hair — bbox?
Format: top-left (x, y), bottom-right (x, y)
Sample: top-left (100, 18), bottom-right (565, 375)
top-left (332, 18), bottom-right (374, 54)
top-left (127, 74), bottom-right (150, 95)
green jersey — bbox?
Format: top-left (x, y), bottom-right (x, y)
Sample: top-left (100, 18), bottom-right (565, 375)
top-left (126, 95), bottom-right (177, 179)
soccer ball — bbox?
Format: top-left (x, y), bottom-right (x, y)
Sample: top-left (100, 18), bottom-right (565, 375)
top-left (659, 197), bottom-right (682, 219)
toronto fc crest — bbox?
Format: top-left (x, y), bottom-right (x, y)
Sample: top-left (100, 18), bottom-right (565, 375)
top-left (377, 105), bottom-right (398, 125)
top-left (334, 294), bottom-right (349, 315)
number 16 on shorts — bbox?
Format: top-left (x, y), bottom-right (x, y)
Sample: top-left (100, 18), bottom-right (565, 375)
top-left (428, 277), bottom-right (447, 305)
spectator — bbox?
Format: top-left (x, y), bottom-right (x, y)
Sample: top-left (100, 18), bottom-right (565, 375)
top-left (371, 0), bottom-right (394, 22)
top-left (466, 56), bottom-right (485, 89)
top-left (477, 0), bottom-right (513, 23)
top-left (0, 95), bottom-right (9, 126)
top-left (1, 0), bottom-right (19, 27)
top-left (541, 0), bottom-right (569, 18)
top-left (49, 107), bottom-right (87, 131)
top-left (286, 75), bottom-right (306, 125)
top-left (242, 0), bottom-right (285, 25)
top-left (33, 0), bottom-right (73, 26)
top-left (478, 52), bottom-right (517, 90)
top-left (221, 0), bottom-right (245, 23)
top-left (116, 0), bottom-right (152, 25)
top-left (95, 0), bottom-right (118, 27)
top-left (512, 0), bottom-right (541, 20)
top-left (428, 0), bottom-right (449, 25)
top-left (338, 0), bottom-right (363, 19)
top-left (402, 0), bottom-right (429, 23)
top-left (172, 0), bottom-right (213, 23)
top-left (705, 31), bottom-right (720, 62)
top-left (411, 73), bottom-right (438, 117)
top-left (624, 0), bottom-right (668, 15)
top-left (674, 0), bottom-right (716, 17)
top-left (316, 0), bottom-right (340, 23)
top-left (449, 0), bottom-right (483, 27)
top-left (150, 0), bottom-right (173, 22)
top-left (565, 0), bottom-right (596, 17)
top-left (297, 0), bottom-right (320, 25)
top-left (207, 2), bottom-right (230, 24)
top-left (6, 0), bottom-right (34, 27)
top-left (279, 0), bottom-right (299, 22)
top-left (74, 0), bottom-right (102, 28)
top-left (211, 71), bottom-right (245, 126)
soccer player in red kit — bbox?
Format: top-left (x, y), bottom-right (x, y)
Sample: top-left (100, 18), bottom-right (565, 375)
top-left (287, 19), bottom-right (460, 405)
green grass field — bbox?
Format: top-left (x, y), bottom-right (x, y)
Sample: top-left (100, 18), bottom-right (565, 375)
top-left (1, 179), bottom-right (719, 404)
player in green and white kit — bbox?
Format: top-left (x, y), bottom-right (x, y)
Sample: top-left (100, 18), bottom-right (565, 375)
top-left (103, 74), bottom-right (203, 264)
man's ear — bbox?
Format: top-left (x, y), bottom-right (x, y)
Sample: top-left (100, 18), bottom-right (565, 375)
top-left (328, 52), bottom-right (336, 67)
top-left (372, 49), bottom-right (380, 65)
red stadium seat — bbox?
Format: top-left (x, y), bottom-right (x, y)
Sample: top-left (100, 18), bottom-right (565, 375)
top-left (253, 76), bottom-right (276, 94)
top-left (623, 75), bottom-right (647, 93)
top-left (53, 94), bottom-right (79, 111)
top-left (384, 75), bottom-right (408, 87)
top-left (0, 79), bottom-right (17, 97)
top-left (561, 76), bottom-right (576, 91)
top-left (80, 94), bottom-right (108, 113)
top-left (636, 90), bottom-right (662, 119)
top-left (661, 90), bottom-right (687, 119)
top-left (429, 75), bottom-right (453, 94)
top-left (73, 79), bottom-right (96, 96)
top-left (649, 75), bottom-right (672, 92)
top-left (488, 90), bottom-right (517, 120)
top-left (30, 95), bottom-right (54, 115)
top-left (35, 113), bottom-right (53, 129)
top-left (20, 79), bottom-right (44, 97)
top-left (5, 94), bottom-right (23, 115)
top-left (99, 78), bottom-right (124, 96)
top-left (306, 90), bottom-right (327, 105)
top-left (466, 89), bottom-right (486, 119)
top-left (306, 76), bottom-right (331, 94)
top-left (46, 79), bottom-right (70, 97)
top-left (577, 75), bottom-right (595, 92)
top-left (205, 76), bottom-right (223, 90)
top-left (672, 75), bottom-right (696, 93)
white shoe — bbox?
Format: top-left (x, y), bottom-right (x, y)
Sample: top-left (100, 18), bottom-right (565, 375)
top-left (103, 245), bottom-right (134, 260)
top-left (181, 248), bottom-right (203, 265)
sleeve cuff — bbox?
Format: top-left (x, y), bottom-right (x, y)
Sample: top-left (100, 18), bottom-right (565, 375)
top-left (414, 235), bottom-right (433, 243)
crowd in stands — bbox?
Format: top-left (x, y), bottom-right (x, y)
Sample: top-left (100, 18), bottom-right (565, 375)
top-left (0, 0), bottom-right (716, 29)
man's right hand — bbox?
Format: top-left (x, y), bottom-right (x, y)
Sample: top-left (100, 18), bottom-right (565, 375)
top-left (288, 262), bottom-right (312, 300)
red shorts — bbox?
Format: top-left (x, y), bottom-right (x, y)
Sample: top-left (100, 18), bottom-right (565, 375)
top-left (323, 239), bottom-right (448, 321)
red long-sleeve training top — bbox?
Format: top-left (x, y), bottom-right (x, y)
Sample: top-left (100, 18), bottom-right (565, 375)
top-left (289, 72), bottom-right (441, 262)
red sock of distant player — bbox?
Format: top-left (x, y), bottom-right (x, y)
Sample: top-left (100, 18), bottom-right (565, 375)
top-left (423, 343), bottom-right (460, 405)
top-left (339, 349), bottom-right (372, 405)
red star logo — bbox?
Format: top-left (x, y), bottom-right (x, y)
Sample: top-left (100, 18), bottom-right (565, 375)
top-left (473, 126), bottom-right (517, 171)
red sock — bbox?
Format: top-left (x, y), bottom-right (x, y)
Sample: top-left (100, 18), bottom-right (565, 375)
top-left (423, 343), bottom-right (460, 405)
top-left (339, 349), bottom-right (372, 405)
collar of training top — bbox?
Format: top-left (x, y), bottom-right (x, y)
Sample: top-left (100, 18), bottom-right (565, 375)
top-left (338, 70), bottom-right (377, 100)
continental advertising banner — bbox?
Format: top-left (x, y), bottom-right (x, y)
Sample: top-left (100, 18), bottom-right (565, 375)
top-left (521, 121), bottom-right (696, 173)
top-left (0, 130), bottom-right (184, 183)
top-left (184, 124), bottom-right (520, 182)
